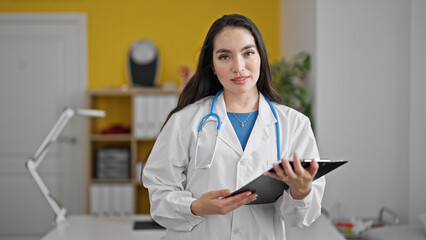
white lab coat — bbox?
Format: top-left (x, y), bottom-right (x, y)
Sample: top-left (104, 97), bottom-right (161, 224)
top-left (142, 92), bottom-right (325, 240)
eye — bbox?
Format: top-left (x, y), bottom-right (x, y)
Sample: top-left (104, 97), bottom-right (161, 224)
top-left (245, 50), bottom-right (255, 56)
top-left (218, 55), bottom-right (230, 60)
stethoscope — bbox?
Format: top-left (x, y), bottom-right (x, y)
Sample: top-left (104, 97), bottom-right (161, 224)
top-left (194, 89), bottom-right (281, 169)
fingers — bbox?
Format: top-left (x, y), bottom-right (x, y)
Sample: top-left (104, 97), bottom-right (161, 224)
top-left (265, 153), bottom-right (319, 201)
top-left (281, 153), bottom-right (318, 178)
top-left (264, 168), bottom-right (279, 180)
top-left (292, 153), bottom-right (304, 175)
top-left (281, 158), bottom-right (297, 179)
top-left (266, 153), bottom-right (319, 181)
top-left (307, 158), bottom-right (319, 177)
top-left (217, 191), bottom-right (257, 214)
top-left (206, 189), bottom-right (231, 199)
top-left (210, 190), bottom-right (257, 209)
top-left (192, 189), bottom-right (256, 216)
top-left (228, 191), bottom-right (257, 205)
top-left (265, 162), bottom-right (287, 181)
top-left (264, 158), bottom-right (294, 182)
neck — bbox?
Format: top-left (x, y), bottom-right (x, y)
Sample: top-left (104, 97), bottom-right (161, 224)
top-left (224, 90), bottom-right (259, 113)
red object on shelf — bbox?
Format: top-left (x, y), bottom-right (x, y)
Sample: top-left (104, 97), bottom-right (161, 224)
top-left (102, 125), bottom-right (131, 134)
top-left (336, 222), bottom-right (354, 228)
top-left (336, 221), bottom-right (354, 235)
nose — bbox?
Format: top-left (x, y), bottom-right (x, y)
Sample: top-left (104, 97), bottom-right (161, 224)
top-left (231, 56), bottom-right (245, 73)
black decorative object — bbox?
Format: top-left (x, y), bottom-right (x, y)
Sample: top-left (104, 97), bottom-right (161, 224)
top-left (128, 39), bottom-right (159, 87)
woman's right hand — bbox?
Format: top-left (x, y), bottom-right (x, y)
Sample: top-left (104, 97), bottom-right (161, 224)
top-left (190, 189), bottom-right (257, 216)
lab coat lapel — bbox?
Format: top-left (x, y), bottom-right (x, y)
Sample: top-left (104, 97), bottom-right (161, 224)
top-left (215, 93), bottom-right (244, 156)
top-left (243, 94), bottom-right (277, 157)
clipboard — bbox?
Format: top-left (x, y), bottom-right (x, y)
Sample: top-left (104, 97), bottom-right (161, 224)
top-left (228, 159), bottom-right (347, 205)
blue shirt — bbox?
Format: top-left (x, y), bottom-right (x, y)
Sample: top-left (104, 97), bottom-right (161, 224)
top-left (227, 111), bottom-right (258, 150)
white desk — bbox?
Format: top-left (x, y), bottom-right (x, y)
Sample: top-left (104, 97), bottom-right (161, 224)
top-left (42, 215), bottom-right (165, 240)
top-left (43, 214), bottom-right (344, 240)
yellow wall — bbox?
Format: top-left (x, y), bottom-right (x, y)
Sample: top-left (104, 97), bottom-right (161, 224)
top-left (0, 0), bottom-right (280, 89)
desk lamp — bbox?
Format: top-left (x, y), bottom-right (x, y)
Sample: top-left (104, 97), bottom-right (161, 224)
top-left (26, 108), bottom-right (105, 225)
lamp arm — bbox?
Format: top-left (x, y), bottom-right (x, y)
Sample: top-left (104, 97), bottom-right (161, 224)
top-left (25, 107), bottom-right (105, 225)
top-left (26, 160), bottom-right (67, 225)
top-left (32, 108), bottom-right (76, 168)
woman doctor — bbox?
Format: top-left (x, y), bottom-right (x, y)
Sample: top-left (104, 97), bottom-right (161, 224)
top-left (142, 14), bottom-right (325, 240)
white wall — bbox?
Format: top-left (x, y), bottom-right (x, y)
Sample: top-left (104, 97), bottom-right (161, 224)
top-left (409, 0), bottom-right (426, 224)
top-left (280, 0), bottom-right (315, 57)
top-left (280, 0), bottom-right (317, 117)
top-left (281, 0), bottom-right (426, 224)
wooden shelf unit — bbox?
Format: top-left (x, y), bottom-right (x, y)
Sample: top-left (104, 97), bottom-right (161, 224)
top-left (86, 87), bottom-right (180, 214)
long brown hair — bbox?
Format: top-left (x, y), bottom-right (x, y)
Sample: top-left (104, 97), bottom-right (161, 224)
top-left (164, 14), bottom-right (281, 126)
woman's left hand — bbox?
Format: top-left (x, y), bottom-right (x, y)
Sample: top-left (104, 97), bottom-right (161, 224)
top-left (264, 153), bottom-right (318, 200)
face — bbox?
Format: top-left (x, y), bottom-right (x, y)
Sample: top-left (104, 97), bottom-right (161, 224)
top-left (212, 27), bottom-right (261, 96)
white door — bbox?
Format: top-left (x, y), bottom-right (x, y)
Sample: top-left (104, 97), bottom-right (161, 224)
top-left (0, 14), bottom-right (87, 238)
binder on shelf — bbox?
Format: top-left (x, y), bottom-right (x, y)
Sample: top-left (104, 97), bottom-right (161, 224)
top-left (100, 184), bottom-right (111, 215)
top-left (134, 93), bottom-right (178, 139)
top-left (134, 95), bottom-right (146, 139)
top-left (146, 95), bottom-right (156, 138)
top-left (134, 94), bottom-right (150, 138)
top-left (89, 184), bottom-right (100, 215)
top-left (96, 148), bottom-right (130, 180)
top-left (89, 183), bottom-right (134, 216)
top-left (112, 184), bottom-right (122, 215)
top-left (123, 184), bottom-right (134, 215)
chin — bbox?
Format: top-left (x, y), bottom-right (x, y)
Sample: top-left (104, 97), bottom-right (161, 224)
top-left (229, 86), bottom-right (257, 95)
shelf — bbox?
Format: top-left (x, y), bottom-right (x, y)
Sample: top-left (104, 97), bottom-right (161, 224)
top-left (91, 134), bottom-right (132, 142)
top-left (134, 137), bottom-right (157, 142)
top-left (88, 87), bottom-right (180, 97)
top-left (90, 179), bottom-right (134, 184)
top-left (88, 88), bottom-right (132, 97)
top-left (86, 87), bottom-right (179, 215)
top-left (90, 134), bottom-right (158, 142)
top-left (131, 87), bottom-right (180, 95)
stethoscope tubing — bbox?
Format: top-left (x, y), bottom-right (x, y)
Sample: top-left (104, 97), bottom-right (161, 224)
top-left (197, 89), bottom-right (281, 162)
top-left (264, 95), bottom-right (281, 161)
top-left (198, 89), bottom-right (223, 133)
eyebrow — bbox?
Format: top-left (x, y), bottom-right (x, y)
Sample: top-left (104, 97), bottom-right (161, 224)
top-left (215, 44), bottom-right (256, 54)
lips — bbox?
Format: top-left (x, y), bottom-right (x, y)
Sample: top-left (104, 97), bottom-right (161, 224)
top-left (231, 76), bottom-right (249, 84)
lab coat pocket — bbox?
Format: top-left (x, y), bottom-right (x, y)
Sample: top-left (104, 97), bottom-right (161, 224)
top-left (193, 119), bottom-right (218, 170)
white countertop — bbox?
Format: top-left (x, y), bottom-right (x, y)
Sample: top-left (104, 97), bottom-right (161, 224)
top-left (43, 214), bottom-right (345, 240)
